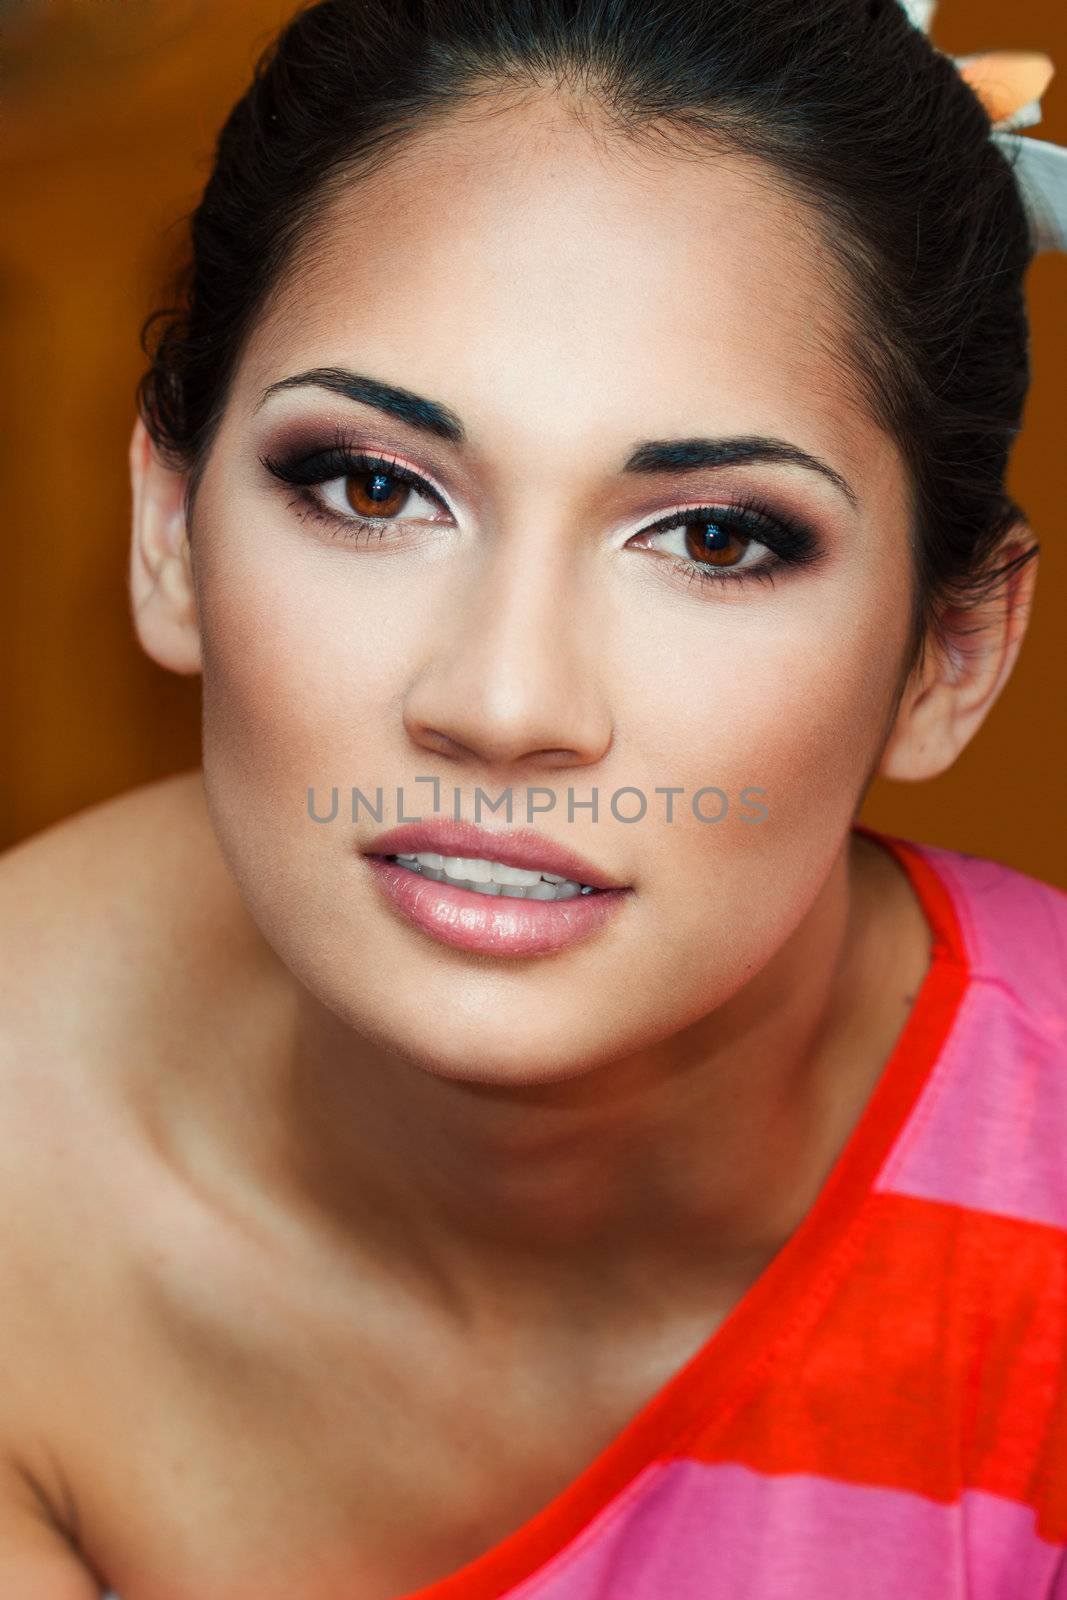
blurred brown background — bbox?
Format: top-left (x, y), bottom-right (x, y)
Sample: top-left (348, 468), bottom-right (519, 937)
top-left (2, 0), bottom-right (1065, 885)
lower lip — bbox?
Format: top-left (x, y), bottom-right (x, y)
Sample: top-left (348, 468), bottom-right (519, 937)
top-left (362, 856), bottom-right (632, 956)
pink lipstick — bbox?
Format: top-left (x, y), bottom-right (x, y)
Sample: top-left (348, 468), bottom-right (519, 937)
top-left (361, 820), bottom-right (633, 956)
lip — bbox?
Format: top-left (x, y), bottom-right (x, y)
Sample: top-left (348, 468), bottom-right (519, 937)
top-left (361, 819), bottom-right (628, 892)
top-left (362, 855), bottom-right (632, 957)
top-left (359, 820), bottom-right (632, 958)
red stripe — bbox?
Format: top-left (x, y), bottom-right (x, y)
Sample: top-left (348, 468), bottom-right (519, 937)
top-left (687, 1191), bottom-right (1067, 1543)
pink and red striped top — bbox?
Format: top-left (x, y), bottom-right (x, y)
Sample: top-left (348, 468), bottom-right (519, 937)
top-left (394, 824), bottom-right (1067, 1600)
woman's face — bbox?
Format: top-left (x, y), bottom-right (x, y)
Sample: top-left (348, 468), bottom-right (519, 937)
top-left (181, 93), bottom-right (916, 1083)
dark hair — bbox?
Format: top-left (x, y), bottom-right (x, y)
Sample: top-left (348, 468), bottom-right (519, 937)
top-left (137, 0), bottom-right (1041, 690)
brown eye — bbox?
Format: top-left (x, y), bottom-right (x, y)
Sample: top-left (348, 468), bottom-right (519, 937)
top-left (683, 517), bottom-right (749, 568)
top-left (344, 469), bottom-right (412, 519)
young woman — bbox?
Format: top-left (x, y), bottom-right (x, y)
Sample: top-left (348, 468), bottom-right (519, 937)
top-left (1, 0), bottom-right (1065, 1596)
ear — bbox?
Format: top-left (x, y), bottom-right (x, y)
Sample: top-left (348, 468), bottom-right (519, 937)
top-left (877, 525), bottom-right (1038, 782)
top-left (128, 415), bottom-right (202, 675)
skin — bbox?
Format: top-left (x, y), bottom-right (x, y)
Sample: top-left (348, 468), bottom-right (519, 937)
top-left (0, 87), bottom-right (1037, 1599)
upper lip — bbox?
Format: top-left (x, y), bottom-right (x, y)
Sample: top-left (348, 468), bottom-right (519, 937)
top-left (362, 819), bottom-right (630, 891)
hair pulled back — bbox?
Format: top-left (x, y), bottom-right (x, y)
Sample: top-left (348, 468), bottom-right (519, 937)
top-left (138, 0), bottom-right (1041, 683)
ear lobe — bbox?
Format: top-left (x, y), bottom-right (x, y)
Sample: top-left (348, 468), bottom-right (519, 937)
top-left (876, 531), bottom-right (1038, 783)
top-left (128, 415), bottom-right (202, 675)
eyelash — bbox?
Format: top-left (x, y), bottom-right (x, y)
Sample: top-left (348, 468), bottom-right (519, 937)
top-left (259, 431), bottom-right (824, 595)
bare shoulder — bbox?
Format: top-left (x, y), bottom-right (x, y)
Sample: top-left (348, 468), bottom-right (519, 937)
top-left (0, 766), bottom-right (287, 1240)
top-left (0, 767), bottom-right (226, 983)
top-left (0, 773), bottom-right (241, 1592)
top-left (0, 773), bottom-right (295, 1575)
top-left (0, 768), bottom-right (267, 1059)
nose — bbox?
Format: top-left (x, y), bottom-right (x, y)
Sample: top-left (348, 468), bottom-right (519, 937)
top-left (402, 529), bottom-right (614, 773)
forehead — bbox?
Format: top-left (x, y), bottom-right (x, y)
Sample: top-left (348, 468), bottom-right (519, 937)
top-left (239, 91), bottom-right (881, 478)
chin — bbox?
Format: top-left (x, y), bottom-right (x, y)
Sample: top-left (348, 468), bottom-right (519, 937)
top-left (325, 982), bottom-right (628, 1087)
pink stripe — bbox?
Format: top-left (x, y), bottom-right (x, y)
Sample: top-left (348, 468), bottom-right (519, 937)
top-left (911, 842), bottom-right (1067, 1017)
top-left (873, 846), bottom-right (1067, 1231)
top-left (875, 976), bottom-right (1067, 1228)
top-left (506, 1459), bottom-right (1066, 1599)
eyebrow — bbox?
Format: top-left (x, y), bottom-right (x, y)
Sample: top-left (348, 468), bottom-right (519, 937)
top-left (257, 366), bottom-right (860, 511)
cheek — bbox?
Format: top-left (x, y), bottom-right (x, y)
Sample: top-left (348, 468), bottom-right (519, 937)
top-left (191, 538), bottom-right (428, 986)
top-left (196, 541), bottom-right (420, 795)
top-left (621, 576), bottom-right (905, 834)
top-left (616, 581), bottom-right (907, 967)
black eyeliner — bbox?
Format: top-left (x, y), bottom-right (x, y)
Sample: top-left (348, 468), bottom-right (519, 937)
top-left (259, 425), bottom-right (828, 588)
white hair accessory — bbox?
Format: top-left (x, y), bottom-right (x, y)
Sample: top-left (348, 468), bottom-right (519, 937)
top-left (898, 0), bottom-right (1067, 254)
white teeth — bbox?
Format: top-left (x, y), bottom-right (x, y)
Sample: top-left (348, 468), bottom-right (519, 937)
top-left (389, 852), bottom-right (595, 898)
top-left (486, 862), bottom-right (544, 887)
top-left (443, 855), bottom-right (494, 883)
top-left (528, 879), bottom-right (575, 899)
